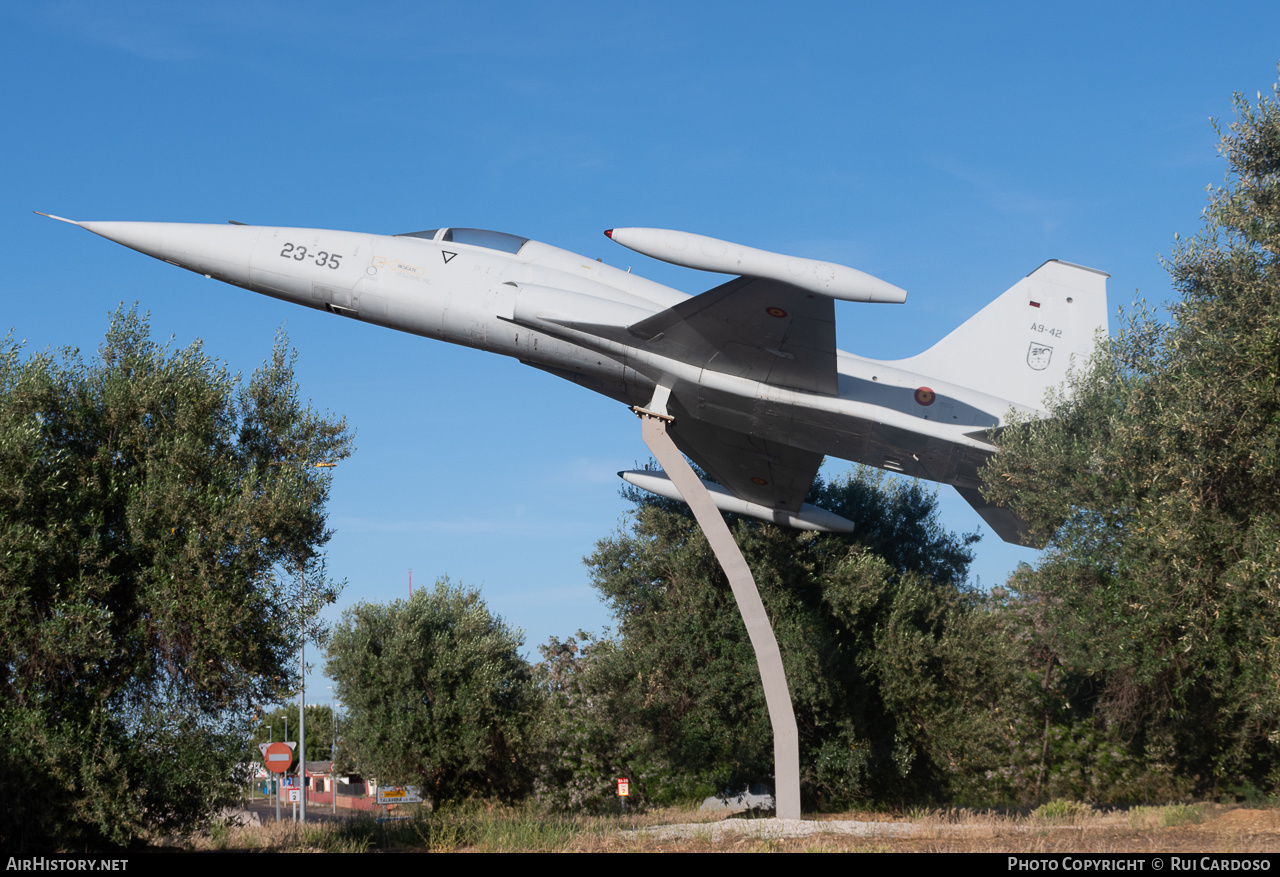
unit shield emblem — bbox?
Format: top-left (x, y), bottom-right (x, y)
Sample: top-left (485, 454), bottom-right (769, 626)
top-left (1027, 342), bottom-right (1053, 371)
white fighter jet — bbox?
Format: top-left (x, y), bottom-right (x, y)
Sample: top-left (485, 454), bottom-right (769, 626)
top-left (40, 215), bottom-right (1108, 544)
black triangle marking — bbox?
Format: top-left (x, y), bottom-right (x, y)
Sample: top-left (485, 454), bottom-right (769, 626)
top-left (442, 251), bottom-right (457, 264)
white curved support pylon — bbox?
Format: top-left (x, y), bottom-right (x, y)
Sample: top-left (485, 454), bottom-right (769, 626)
top-left (637, 409), bottom-right (801, 821)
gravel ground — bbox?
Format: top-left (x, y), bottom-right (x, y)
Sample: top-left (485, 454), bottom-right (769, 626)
top-left (630, 818), bottom-right (958, 841)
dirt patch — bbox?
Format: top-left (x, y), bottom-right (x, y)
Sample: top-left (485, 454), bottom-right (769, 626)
top-left (1212, 808), bottom-right (1280, 831)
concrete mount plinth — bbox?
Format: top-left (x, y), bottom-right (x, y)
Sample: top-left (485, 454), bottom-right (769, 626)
top-left (637, 409), bottom-right (801, 821)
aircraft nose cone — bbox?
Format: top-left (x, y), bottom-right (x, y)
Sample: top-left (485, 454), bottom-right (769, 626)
top-left (78, 221), bottom-right (183, 260)
top-left (74, 221), bottom-right (264, 281)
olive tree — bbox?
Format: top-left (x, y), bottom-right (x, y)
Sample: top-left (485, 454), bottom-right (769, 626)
top-left (326, 578), bottom-right (538, 803)
top-left (0, 309), bottom-right (351, 851)
top-left (983, 76), bottom-right (1280, 794)
top-left (536, 468), bottom-right (1027, 810)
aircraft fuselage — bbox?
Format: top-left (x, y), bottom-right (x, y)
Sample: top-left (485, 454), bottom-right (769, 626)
top-left (100, 222), bottom-right (999, 482)
top-left (48, 217), bottom-right (1109, 543)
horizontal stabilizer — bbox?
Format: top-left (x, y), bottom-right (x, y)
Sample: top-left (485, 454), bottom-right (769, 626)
top-left (954, 485), bottom-right (1042, 548)
top-left (964, 425), bottom-right (1004, 444)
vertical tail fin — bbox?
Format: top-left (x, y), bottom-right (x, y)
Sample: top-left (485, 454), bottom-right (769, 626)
top-left (898, 260), bottom-right (1109, 412)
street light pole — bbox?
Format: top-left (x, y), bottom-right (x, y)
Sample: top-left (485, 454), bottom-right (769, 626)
top-left (296, 460), bottom-right (335, 826)
top-left (328, 685), bottom-right (337, 815)
top-left (299, 620), bottom-right (306, 824)
top-left (269, 724), bottom-right (280, 824)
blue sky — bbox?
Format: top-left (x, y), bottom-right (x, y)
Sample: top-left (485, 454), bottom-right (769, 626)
top-left (5, 2), bottom-right (1280, 704)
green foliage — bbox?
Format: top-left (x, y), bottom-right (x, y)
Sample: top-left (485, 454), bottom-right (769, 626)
top-left (1031, 798), bottom-right (1093, 824)
top-left (1127, 803), bottom-right (1204, 829)
top-left (326, 577), bottom-right (539, 803)
top-left (1221, 781), bottom-right (1280, 807)
top-left (537, 468), bottom-right (1028, 810)
top-left (231, 802), bottom-right (609, 852)
top-left (983, 74), bottom-right (1280, 797)
top-left (0, 309), bottom-right (351, 851)
top-left (408, 801), bottom-right (585, 852)
top-left (251, 703), bottom-right (337, 764)
top-left (531, 631), bottom-right (635, 811)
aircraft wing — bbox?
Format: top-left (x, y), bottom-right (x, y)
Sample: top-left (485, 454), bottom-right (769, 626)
top-left (665, 404), bottom-right (824, 513)
top-left (627, 276), bottom-right (838, 395)
top-left (516, 274), bottom-right (834, 512)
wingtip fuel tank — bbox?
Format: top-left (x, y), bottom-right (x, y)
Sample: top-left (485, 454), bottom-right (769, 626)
top-left (604, 226), bottom-right (907, 304)
top-left (619, 469), bottom-right (856, 533)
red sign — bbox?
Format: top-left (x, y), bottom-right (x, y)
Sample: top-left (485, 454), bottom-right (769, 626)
top-left (617, 777), bottom-right (630, 797)
top-left (264, 741), bottom-right (294, 774)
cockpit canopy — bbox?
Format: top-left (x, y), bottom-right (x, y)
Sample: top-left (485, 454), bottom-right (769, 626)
top-left (396, 227), bottom-right (530, 255)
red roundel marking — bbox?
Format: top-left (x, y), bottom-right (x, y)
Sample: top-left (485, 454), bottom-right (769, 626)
top-left (914, 387), bottom-right (936, 406)
top-left (765, 306), bottom-right (788, 318)
top-left (750, 477), bottom-right (769, 485)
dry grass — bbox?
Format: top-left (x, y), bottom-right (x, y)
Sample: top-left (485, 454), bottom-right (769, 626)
top-left (183, 800), bottom-right (1280, 853)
